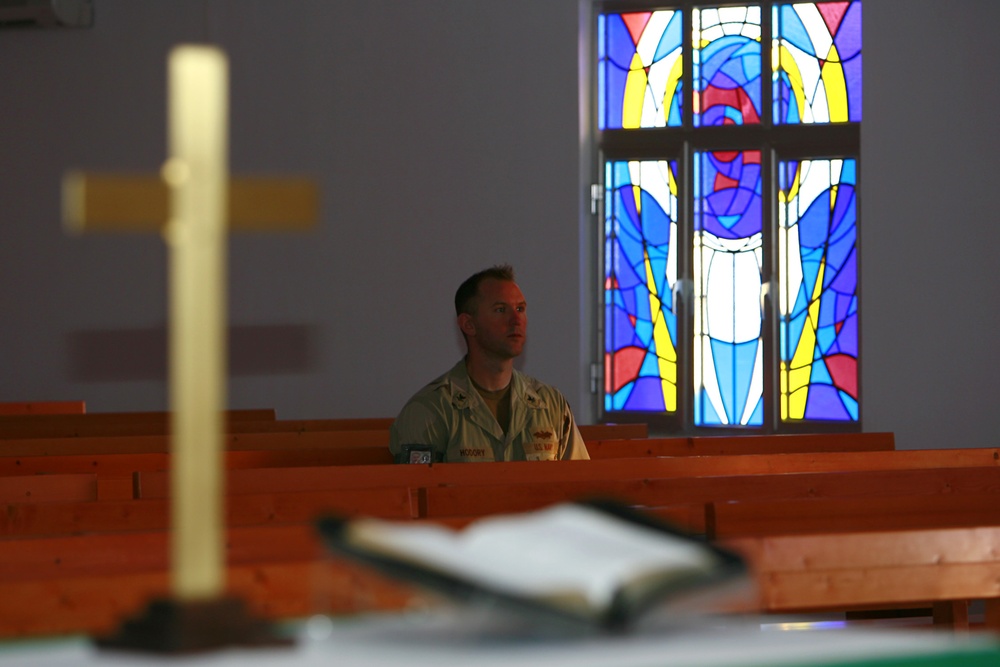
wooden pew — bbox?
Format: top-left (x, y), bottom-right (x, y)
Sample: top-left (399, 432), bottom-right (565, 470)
top-left (0, 473), bottom-right (103, 503)
top-left (6, 427), bottom-right (1000, 640)
top-left (0, 414), bottom-right (645, 441)
top-left (414, 466), bottom-right (1000, 525)
top-left (587, 431), bottom-right (895, 459)
top-left (3, 517), bottom-right (1000, 639)
top-left (124, 459), bottom-right (1000, 537)
top-left (0, 524), bottom-right (416, 639)
top-left (708, 493), bottom-right (1000, 539)
top-left (0, 416), bottom-right (385, 440)
top-left (10, 450), bottom-right (997, 530)
top-left (3, 442), bottom-right (976, 481)
top-left (706, 492), bottom-right (1000, 629)
top-left (0, 424), bottom-right (646, 461)
top-left (0, 423), bottom-right (650, 470)
top-left (0, 447), bottom-right (393, 478)
top-left (1, 486), bottom-right (422, 537)
top-left (0, 429), bottom-right (390, 458)
top-left (0, 408), bottom-right (277, 439)
top-left (133, 450), bottom-right (1000, 499)
top-left (0, 433), bottom-right (899, 479)
top-left (0, 401), bottom-right (87, 415)
top-left (8, 448), bottom-right (993, 527)
top-left (3, 452), bottom-right (999, 638)
top-left (722, 526), bottom-right (1000, 633)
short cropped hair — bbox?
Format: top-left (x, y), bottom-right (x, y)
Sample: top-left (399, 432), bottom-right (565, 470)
top-left (455, 264), bottom-right (516, 316)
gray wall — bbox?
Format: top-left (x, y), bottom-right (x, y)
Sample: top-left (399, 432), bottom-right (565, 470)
top-left (862, 0), bottom-right (1000, 449)
top-left (1, 1), bottom-right (997, 451)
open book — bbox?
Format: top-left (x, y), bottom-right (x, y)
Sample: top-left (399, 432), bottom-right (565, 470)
top-left (315, 500), bottom-right (749, 632)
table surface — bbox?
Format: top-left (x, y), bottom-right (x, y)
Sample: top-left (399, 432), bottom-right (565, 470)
top-left (0, 612), bottom-right (997, 667)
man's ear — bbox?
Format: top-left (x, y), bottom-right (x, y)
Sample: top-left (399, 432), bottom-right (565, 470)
top-left (458, 313), bottom-right (476, 337)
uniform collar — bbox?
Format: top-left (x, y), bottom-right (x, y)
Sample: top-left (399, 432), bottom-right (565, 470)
top-left (446, 359), bottom-right (544, 411)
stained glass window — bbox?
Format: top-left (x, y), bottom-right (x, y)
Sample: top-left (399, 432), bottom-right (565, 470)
top-left (773, 2), bottom-right (862, 124)
top-left (778, 157), bottom-right (858, 420)
top-left (598, 10), bottom-right (683, 129)
top-left (596, 1), bottom-right (861, 431)
top-left (604, 159), bottom-right (680, 411)
top-left (693, 6), bottom-right (762, 127)
top-left (694, 150), bottom-right (764, 426)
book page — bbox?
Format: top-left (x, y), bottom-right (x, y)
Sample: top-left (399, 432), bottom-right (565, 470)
top-left (347, 504), bottom-right (721, 611)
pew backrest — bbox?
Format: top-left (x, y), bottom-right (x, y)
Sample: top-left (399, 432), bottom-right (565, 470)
top-left (587, 431), bottom-right (895, 458)
top-left (0, 401), bottom-right (87, 415)
top-left (0, 429), bottom-right (390, 457)
top-left (0, 473), bottom-right (99, 503)
top-left (129, 449), bottom-right (1000, 499)
top-left (707, 492), bottom-right (1000, 539)
top-left (0, 485), bottom-right (422, 537)
top-left (0, 409), bottom-right (276, 439)
top-left (722, 526), bottom-right (1000, 614)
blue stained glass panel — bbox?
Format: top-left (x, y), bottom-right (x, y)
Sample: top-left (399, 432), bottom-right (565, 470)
top-left (774, 1), bottom-right (862, 124)
top-left (693, 150), bottom-right (764, 427)
top-left (694, 7), bottom-right (762, 128)
top-left (779, 157), bottom-right (859, 422)
top-left (599, 11), bottom-right (683, 129)
top-left (604, 160), bottom-right (680, 413)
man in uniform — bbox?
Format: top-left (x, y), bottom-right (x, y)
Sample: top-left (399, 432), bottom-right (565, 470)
top-left (389, 265), bottom-right (590, 463)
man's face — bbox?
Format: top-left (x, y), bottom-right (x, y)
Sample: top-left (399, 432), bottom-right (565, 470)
top-left (463, 278), bottom-right (527, 360)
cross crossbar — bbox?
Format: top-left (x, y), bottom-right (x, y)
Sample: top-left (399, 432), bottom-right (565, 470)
top-left (63, 173), bottom-right (318, 232)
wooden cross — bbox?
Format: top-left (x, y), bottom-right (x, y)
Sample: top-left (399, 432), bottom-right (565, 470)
top-left (63, 45), bottom-right (316, 649)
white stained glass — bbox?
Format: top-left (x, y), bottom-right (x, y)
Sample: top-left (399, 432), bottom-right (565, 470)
top-left (796, 159), bottom-right (834, 218)
top-left (781, 40), bottom-right (822, 123)
top-left (636, 11), bottom-right (676, 65)
top-left (641, 86), bottom-right (667, 128)
top-left (793, 3), bottom-right (834, 58)
top-left (703, 237), bottom-right (763, 344)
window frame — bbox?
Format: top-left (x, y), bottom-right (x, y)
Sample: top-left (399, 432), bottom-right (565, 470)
top-left (592, 0), bottom-right (861, 434)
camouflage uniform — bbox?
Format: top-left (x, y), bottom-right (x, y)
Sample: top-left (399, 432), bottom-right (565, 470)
top-left (389, 360), bottom-right (590, 463)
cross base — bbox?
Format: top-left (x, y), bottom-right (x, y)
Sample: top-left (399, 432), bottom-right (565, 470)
top-left (95, 596), bottom-right (295, 654)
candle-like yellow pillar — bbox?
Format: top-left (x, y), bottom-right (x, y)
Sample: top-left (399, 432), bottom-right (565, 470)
top-left (164, 45), bottom-right (228, 601)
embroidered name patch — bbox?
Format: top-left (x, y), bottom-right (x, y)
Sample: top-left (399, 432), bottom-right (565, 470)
top-left (459, 448), bottom-right (487, 458)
